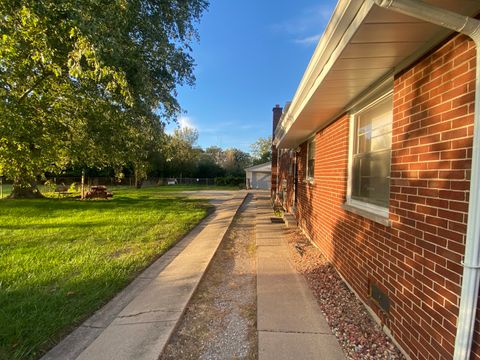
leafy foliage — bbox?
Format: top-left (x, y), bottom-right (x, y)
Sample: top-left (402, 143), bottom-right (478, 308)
top-left (223, 148), bottom-right (252, 177)
top-left (143, 127), bottom-right (253, 180)
top-left (0, 0), bottom-right (208, 195)
top-left (250, 136), bottom-right (272, 165)
top-left (163, 127), bottom-right (200, 177)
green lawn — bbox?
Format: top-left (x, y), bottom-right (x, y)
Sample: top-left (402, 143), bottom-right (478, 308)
top-left (0, 186), bottom-right (221, 359)
top-left (0, 183), bottom-right (239, 199)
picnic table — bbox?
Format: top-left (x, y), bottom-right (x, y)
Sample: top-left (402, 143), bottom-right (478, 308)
top-left (85, 185), bottom-right (113, 199)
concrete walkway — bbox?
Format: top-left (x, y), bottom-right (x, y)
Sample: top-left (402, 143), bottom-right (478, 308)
top-left (43, 191), bottom-right (247, 360)
top-left (255, 193), bottom-right (345, 360)
top-left (43, 190), bottom-right (345, 360)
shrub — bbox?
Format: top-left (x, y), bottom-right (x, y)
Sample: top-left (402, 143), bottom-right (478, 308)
top-left (42, 180), bottom-right (57, 193)
top-left (68, 182), bottom-right (78, 193)
top-left (214, 176), bottom-right (245, 187)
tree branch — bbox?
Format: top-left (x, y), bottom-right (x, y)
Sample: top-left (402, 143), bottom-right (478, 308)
top-left (18, 72), bottom-right (50, 102)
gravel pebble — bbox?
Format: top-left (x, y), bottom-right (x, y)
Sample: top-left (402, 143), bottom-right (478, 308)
top-left (286, 229), bottom-right (406, 360)
top-left (160, 197), bottom-right (257, 360)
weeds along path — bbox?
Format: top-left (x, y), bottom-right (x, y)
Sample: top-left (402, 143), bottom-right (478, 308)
top-left (160, 194), bottom-right (257, 360)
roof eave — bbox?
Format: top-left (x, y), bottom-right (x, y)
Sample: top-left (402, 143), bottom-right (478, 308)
top-left (274, 0), bottom-right (370, 148)
top-left (274, 0), bottom-right (480, 150)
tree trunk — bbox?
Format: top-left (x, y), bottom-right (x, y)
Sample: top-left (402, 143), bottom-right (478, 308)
top-left (81, 169), bottom-right (85, 200)
top-left (134, 169), bottom-right (143, 189)
top-left (134, 166), bottom-right (143, 189)
top-left (8, 179), bottom-right (43, 199)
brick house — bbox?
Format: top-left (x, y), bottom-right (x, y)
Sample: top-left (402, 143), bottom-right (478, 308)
top-left (271, 1), bottom-right (480, 359)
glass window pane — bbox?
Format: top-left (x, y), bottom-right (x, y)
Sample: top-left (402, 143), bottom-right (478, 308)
top-left (371, 132), bottom-right (391, 152)
top-left (358, 118), bottom-right (371, 136)
top-left (358, 98), bottom-right (392, 131)
top-left (307, 138), bottom-right (315, 179)
top-left (352, 151), bottom-right (391, 207)
top-left (356, 96), bottom-right (392, 154)
top-left (308, 159), bottom-right (314, 179)
top-left (308, 140), bottom-right (315, 160)
top-left (352, 157), bottom-right (361, 196)
top-left (352, 93), bottom-right (393, 208)
top-left (357, 133), bottom-right (371, 154)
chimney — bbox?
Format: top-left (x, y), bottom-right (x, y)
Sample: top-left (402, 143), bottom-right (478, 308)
top-left (271, 104), bottom-right (283, 202)
top-left (272, 104), bottom-right (283, 140)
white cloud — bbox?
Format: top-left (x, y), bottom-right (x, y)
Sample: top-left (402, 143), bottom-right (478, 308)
top-left (294, 33), bottom-right (322, 46)
top-left (201, 121), bottom-right (259, 134)
top-left (239, 123), bottom-right (259, 130)
top-left (165, 115), bottom-right (197, 135)
top-left (178, 115), bottom-right (196, 130)
top-left (270, 3), bottom-right (335, 46)
top-left (201, 120), bottom-right (236, 134)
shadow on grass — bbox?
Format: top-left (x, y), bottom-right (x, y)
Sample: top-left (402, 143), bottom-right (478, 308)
top-left (0, 221), bottom-right (111, 231)
top-left (0, 196), bottom-right (205, 215)
top-left (0, 271), bottom-right (137, 360)
top-left (0, 192), bottom-right (215, 360)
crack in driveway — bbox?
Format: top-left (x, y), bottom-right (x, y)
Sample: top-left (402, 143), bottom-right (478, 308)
top-left (118, 309), bottom-right (182, 319)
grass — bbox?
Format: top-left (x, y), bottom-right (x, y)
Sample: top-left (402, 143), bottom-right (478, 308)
top-left (0, 183), bottom-right (240, 199)
top-left (0, 186), bottom-right (227, 359)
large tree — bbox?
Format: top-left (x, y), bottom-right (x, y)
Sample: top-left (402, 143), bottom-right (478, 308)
top-left (195, 151), bottom-right (225, 178)
top-left (0, 0), bottom-right (208, 197)
top-left (250, 136), bottom-right (272, 165)
top-left (164, 127), bottom-right (200, 177)
top-left (205, 146), bottom-right (226, 166)
top-left (223, 148), bottom-right (252, 177)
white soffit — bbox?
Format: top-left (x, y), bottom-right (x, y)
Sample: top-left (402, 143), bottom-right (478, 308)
top-left (276, 0), bottom-right (480, 149)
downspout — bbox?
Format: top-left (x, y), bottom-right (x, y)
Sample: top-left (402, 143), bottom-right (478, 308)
top-left (373, 1), bottom-right (480, 359)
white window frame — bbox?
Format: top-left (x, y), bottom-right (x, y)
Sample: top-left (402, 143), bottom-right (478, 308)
top-left (345, 91), bottom-right (393, 224)
top-left (306, 136), bottom-right (316, 182)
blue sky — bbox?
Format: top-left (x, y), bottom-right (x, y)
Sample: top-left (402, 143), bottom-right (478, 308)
top-left (167, 0), bottom-right (338, 153)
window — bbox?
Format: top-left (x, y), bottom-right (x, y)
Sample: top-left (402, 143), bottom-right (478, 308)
top-left (351, 94), bottom-right (392, 208)
top-left (307, 138), bottom-right (315, 181)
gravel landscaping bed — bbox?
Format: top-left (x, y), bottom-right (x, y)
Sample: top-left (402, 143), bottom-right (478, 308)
top-left (285, 228), bottom-right (406, 360)
top-left (160, 196), bottom-right (257, 360)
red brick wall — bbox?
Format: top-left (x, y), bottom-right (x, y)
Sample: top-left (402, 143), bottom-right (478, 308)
top-left (271, 105), bottom-right (283, 200)
top-left (289, 33), bottom-right (476, 360)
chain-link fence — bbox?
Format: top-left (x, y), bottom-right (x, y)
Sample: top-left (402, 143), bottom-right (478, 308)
top-left (0, 176), bottom-right (245, 198)
top-left (37, 176), bottom-right (220, 187)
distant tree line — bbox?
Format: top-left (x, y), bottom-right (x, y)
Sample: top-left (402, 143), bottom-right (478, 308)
top-left (58, 130), bottom-right (272, 188)
top-left (125, 126), bottom-right (255, 187)
top-left (147, 131), bottom-right (272, 183)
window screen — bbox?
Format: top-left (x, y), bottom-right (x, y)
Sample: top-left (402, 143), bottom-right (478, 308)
top-left (352, 95), bottom-right (392, 207)
top-left (307, 138), bottom-right (315, 180)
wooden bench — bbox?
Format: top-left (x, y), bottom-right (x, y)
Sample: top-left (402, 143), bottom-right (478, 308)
top-left (85, 185), bottom-right (113, 199)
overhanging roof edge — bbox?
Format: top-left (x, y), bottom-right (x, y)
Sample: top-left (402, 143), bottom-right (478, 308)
top-left (275, 0), bottom-right (369, 148)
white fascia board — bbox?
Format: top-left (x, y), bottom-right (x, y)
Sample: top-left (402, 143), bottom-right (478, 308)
top-left (275, 0), bottom-right (372, 148)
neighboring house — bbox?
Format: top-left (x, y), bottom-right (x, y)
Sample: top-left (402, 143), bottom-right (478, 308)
top-left (244, 162), bottom-right (271, 189)
top-left (272, 1), bottom-right (480, 360)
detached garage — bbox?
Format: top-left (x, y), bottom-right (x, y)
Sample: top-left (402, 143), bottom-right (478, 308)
top-left (245, 162), bottom-right (271, 190)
